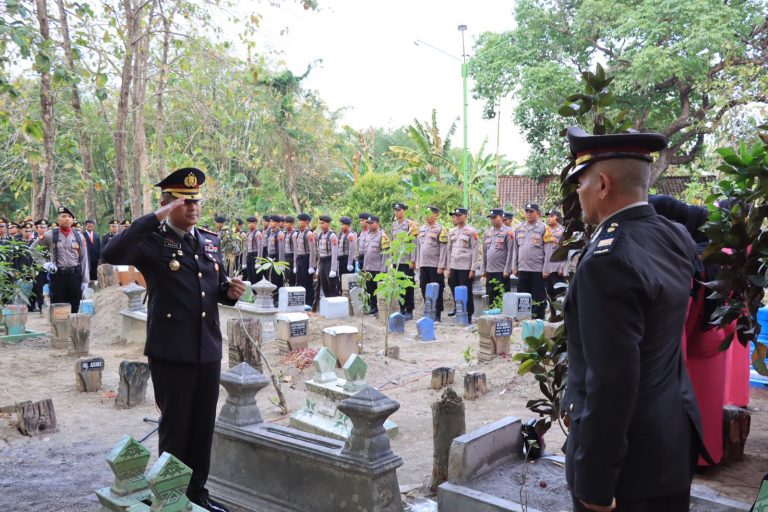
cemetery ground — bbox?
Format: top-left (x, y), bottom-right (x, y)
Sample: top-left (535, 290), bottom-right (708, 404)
top-left (1, 286), bottom-right (767, 511)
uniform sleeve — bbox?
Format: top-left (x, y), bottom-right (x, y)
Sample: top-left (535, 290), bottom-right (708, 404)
top-left (470, 230), bottom-right (479, 272)
top-left (481, 231), bottom-right (488, 275)
top-left (573, 254), bottom-right (646, 505)
top-left (330, 233), bottom-right (339, 273)
top-left (80, 241), bottom-right (90, 284)
top-left (512, 229), bottom-right (519, 270)
top-left (439, 227), bottom-right (448, 269)
top-left (504, 231), bottom-right (515, 275)
top-left (348, 233), bottom-right (357, 263)
top-left (414, 232), bottom-right (421, 269)
top-left (278, 232), bottom-right (285, 262)
top-left (380, 232), bottom-right (390, 272)
top-left (101, 213), bottom-right (159, 267)
top-left (408, 221), bottom-right (418, 262)
top-left (309, 231), bottom-right (317, 268)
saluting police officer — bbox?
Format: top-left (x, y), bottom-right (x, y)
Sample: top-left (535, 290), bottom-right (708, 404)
top-left (562, 126), bottom-right (707, 512)
top-left (415, 206), bottom-right (448, 321)
top-left (362, 216), bottom-right (389, 316)
top-left (482, 208), bottom-right (514, 306)
top-left (391, 203), bottom-right (419, 319)
top-left (356, 212), bottom-right (371, 271)
top-left (445, 208), bottom-right (480, 322)
top-left (338, 216), bottom-right (357, 276)
top-left (32, 206), bottom-right (90, 313)
top-left (543, 209), bottom-right (565, 320)
top-left (316, 215), bottom-right (340, 298)
top-left (293, 213), bottom-right (317, 307)
top-left (512, 203), bottom-right (550, 319)
top-left (101, 168), bottom-right (245, 512)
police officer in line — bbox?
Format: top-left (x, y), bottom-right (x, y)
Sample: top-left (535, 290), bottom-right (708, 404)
top-left (445, 207), bottom-right (480, 322)
top-left (266, 215), bottom-right (285, 304)
top-left (119, 219), bottom-right (131, 232)
top-left (102, 167), bottom-right (245, 512)
top-left (9, 221), bottom-right (21, 240)
top-left (214, 215), bottom-right (227, 237)
top-left (30, 219), bottom-right (49, 312)
top-left (391, 203), bottom-right (419, 319)
top-left (31, 206), bottom-right (90, 313)
top-left (293, 213), bottom-right (317, 307)
top-left (83, 220), bottom-right (101, 282)
top-left (503, 211), bottom-right (517, 229)
top-left (244, 216), bottom-right (263, 283)
top-left (233, 218), bottom-right (246, 272)
top-left (316, 215), bottom-right (340, 298)
top-left (282, 216), bottom-right (297, 287)
top-left (356, 212), bottom-right (371, 271)
top-left (481, 208), bottom-right (515, 306)
top-left (562, 126), bottom-right (707, 512)
top-left (35, 219), bottom-right (48, 241)
top-left (0, 217), bottom-right (10, 243)
top-left (512, 203), bottom-right (550, 320)
top-left (362, 216), bottom-right (389, 316)
top-left (415, 206), bottom-right (448, 321)
top-left (102, 219), bottom-right (120, 253)
top-left (543, 209), bottom-right (565, 320)
top-left (338, 216), bottom-right (357, 276)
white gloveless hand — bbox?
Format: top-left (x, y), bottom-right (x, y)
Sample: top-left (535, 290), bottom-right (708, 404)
top-left (329, 271), bottom-right (337, 278)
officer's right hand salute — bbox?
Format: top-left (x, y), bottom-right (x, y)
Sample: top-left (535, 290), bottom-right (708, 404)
top-left (155, 197), bottom-right (186, 221)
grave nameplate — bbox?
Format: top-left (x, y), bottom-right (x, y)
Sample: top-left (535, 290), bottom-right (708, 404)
top-left (290, 321), bottom-right (308, 337)
top-left (495, 321), bottom-right (512, 337)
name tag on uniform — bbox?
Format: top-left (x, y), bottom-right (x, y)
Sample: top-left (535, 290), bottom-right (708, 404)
top-left (163, 238), bottom-right (182, 250)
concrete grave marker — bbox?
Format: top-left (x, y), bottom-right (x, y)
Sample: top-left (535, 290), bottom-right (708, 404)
top-left (312, 347), bottom-right (338, 383)
top-left (454, 286), bottom-right (469, 325)
top-left (218, 362), bottom-right (270, 427)
top-left (322, 325), bottom-right (360, 366)
top-left (342, 354), bottom-right (368, 393)
top-left (477, 316), bottom-right (513, 361)
top-left (50, 303), bottom-right (72, 349)
top-left (278, 286), bottom-right (306, 312)
top-left (522, 319), bottom-right (545, 340)
top-left (69, 313), bottom-right (91, 356)
top-left (417, 317), bottom-right (436, 342)
top-left (502, 292), bottom-right (532, 320)
top-left (341, 273), bottom-right (359, 292)
top-left (319, 296), bottom-right (350, 319)
top-left (121, 283), bottom-right (146, 312)
top-left (95, 435), bottom-right (152, 510)
top-left (348, 286), bottom-right (365, 317)
top-left (145, 453), bottom-right (205, 512)
top-left (75, 357), bottom-right (104, 392)
top-left (276, 312), bottom-right (309, 354)
top-left (388, 312), bottom-right (406, 333)
top-left (424, 282), bottom-right (439, 321)
top-left (115, 361), bottom-right (151, 409)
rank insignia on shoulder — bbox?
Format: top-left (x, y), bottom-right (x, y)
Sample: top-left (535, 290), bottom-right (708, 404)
top-left (593, 224), bottom-right (620, 256)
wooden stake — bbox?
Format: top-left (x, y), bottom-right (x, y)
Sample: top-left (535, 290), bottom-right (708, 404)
top-left (430, 387), bottom-right (465, 492)
top-left (227, 318), bottom-right (262, 371)
top-left (431, 367), bottom-right (455, 390)
top-left (463, 371), bottom-right (487, 401)
top-left (16, 399), bottom-right (57, 436)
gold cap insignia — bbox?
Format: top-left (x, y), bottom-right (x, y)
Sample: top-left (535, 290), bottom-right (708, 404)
top-left (184, 172), bottom-right (198, 188)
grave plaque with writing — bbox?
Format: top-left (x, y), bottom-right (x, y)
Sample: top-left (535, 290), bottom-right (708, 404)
top-left (288, 291), bottom-right (304, 307)
top-left (495, 321), bottom-right (512, 337)
top-left (518, 297), bottom-right (531, 314)
top-left (75, 357), bottom-right (104, 392)
top-left (290, 320), bottom-right (308, 337)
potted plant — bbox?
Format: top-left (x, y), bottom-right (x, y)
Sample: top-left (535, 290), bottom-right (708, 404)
top-left (0, 239), bottom-right (40, 337)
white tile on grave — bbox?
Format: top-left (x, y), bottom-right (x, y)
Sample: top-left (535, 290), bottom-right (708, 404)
top-left (319, 297), bottom-right (350, 319)
top-left (278, 287), bottom-right (307, 312)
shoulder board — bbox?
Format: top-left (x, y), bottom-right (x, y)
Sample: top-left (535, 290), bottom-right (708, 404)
top-left (348, 232), bottom-right (356, 240)
top-left (278, 232), bottom-right (284, 240)
top-left (543, 226), bottom-right (555, 243)
top-left (198, 227), bottom-right (217, 236)
top-left (592, 222), bottom-right (621, 257)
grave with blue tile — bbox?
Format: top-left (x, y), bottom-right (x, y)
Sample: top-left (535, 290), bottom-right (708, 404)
top-left (454, 286), bottom-right (469, 325)
top-left (388, 312), bottom-right (406, 333)
top-left (416, 317), bottom-right (436, 342)
top-left (423, 282), bottom-right (439, 321)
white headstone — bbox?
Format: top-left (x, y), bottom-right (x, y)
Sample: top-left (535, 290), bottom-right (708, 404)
top-left (319, 297), bottom-right (350, 319)
top-left (278, 286), bottom-right (306, 312)
top-left (341, 273), bottom-right (359, 292)
top-left (502, 292), bottom-right (532, 320)
top-left (348, 287), bottom-right (365, 317)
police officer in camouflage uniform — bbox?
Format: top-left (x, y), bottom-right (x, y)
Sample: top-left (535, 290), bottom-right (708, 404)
top-left (445, 207), bottom-right (480, 322)
top-left (293, 213), bottom-right (317, 307)
top-left (316, 215), bottom-right (340, 298)
top-left (543, 209), bottom-right (565, 320)
top-left (415, 206), bottom-right (448, 321)
top-left (482, 208), bottom-right (515, 307)
top-left (512, 203), bottom-right (551, 320)
top-left (338, 216), bottom-right (357, 276)
top-left (391, 203), bottom-right (418, 319)
top-left (362, 216), bottom-right (389, 316)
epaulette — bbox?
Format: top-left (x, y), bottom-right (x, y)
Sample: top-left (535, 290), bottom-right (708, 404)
top-left (408, 219), bottom-right (419, 236)
top-left (381, 232), bottom-right (391, 249)
top-left (592, 222), bottom-right (620, 256)
top-left (198, 226), bottom-right (218, 237)
top-left (543, 226), bottom-right (554, 243)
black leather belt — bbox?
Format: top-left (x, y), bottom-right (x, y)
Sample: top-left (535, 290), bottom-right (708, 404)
top-left (59, 266), bottom-right (82, 275)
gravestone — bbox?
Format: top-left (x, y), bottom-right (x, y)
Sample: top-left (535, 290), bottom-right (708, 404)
top-left (341, 273), bottom-right (359, 293)
top-left (218, 362), bottom-right (270, 427)
top-left (97, 263), bottom-right (119, 289)
top-left (472, 279), bottom-right (486, 320)
top-left (121, 283), bottom-right (146, 312)
top-left (322, 325), bottom-right (360, 366)
top-left (312, 347), bottom-right (338, 383)
top-left (476, 316), bottom-right (513, 362)
top-left (276, 312), bottom-right (309, 354)
top-left (226, 318), bottom-right (262, 371)
top-left (502, 292), bottom-right (532, 320)
top-left (424, 282), bottom-right (439, 321)
top-left (319, 297), bottom-right (350, 319)
top-left (417, 317), bottom-right (436, 342)
top-left (50, 303), bottom-right (72, 349)
top-left (69, 313), bottom-right (91, 356)
top-left (250, 278), bottom-right (278, 342)
top-left (388, 312), bottom-right (406, 333)
top-left (521, 319), bottom-right (545, 340)
top-left (95, 435), bottom-right (152, 510)
top-left (454, 286), bottom-right (469, 325)
top-left (348, 286), bottom-right (365, 317)
top-left (342, 354), bottom-right (368, 393)
top-left (278, 286), bottom-right (306, 312)
top-left (75, 357), bottom-right (104, 392)
top-left (115, 361), bottom-right (151, 409)
top-left (144, 452), bottom-right (206, 512)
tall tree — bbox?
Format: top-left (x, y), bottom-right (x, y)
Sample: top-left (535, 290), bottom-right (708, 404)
top-left (33, 0), bottom-right (54, 219)
top-left (469, 0), bottom-right (768, 181)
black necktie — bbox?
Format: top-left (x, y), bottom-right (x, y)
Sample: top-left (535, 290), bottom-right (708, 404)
top-left (185, 232), bottom-right (198, 253)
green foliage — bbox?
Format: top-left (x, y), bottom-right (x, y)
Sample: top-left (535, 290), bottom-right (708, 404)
top-left (488, 278), bottom-right (505, 310)
top-left (340, 173), bottom-right (408, 223)
top-left (256, 257), bottom-right (290, 281)
top-left (701, 126), bottom-right (768, 375)
top-left (373, 231), bottom-right (416, 356)
top-left (462, 345), bottom-right (474, 364)
top-left (0, 240), bottom-right (40, 305)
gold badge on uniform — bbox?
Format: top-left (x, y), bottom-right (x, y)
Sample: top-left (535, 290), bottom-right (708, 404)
top-left (169, 259), bottom-right (180, 271)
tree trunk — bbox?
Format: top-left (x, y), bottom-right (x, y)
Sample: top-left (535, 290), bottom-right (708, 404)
top-left (55, 0), bottom-right (95, 222)
top-left (113, 0), bottom-right (137, 221)
top-left (132, 0), bottom-right (156, 215)
top-left (430, 387), bottom-right (465, 492)
top-left (34, 0), bottom-right (54, 220)
top-left (649, 148), bottom-right (672, 187)
top-left (227, 317), bottom-right (263, 372)
top-left (153, 10), bottom-right (173, 184)
top-left (16, 398), bottom-right (57, 436)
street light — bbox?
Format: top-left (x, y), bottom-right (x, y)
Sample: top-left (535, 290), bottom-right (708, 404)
top-left (458, 24), bottom-right (469, 209)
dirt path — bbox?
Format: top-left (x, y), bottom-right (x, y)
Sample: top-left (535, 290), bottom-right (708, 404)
top-left (1, 285), bottom-right (766, 511)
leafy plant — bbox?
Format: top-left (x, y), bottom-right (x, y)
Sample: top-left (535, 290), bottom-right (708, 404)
top-left (701, 126), bottom-right (768, 376)
top-left (373, 231), bottom-right (416, 357)
top-left (488, 278), bottom-right (506, 310)
top-left (357, 270), bottom-right (373, 352)
top-left (513, 323), bottom-right (569, 436)
top-left (0, 240), bottom-right (41, 306)
top-left (255, 256), bottom-right (290, 282)
top-left (462, 345), bottom-right (475, 364)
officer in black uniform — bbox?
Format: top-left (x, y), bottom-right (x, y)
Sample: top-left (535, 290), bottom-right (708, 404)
top-left (31, 219), bottom-right (49, 312)
top-left (562, 126), bottom-right (707, 512)
top-left (102, 219), bottom-right (119, 253)
top-left (101, 168), bottom-right (245, 512)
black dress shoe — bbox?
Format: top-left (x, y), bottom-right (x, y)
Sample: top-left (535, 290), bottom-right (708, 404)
top-left (194, 497), bottom-right (230, 512)
top-left (435, 311), bottom-right (442, 322)
top-left (447, 310), bottom-right (456, 317)
top-left (404, 312), bottom-right (413, 321)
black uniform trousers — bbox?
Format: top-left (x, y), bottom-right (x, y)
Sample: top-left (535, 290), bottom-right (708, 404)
top-left (448, 269), bottom-right (474, 319)
top-left (397, 263), bottom-right (415, 313)
top-left (485, 272), bottom-right (510, 307)
top-left (31, 270), bottom-right (47, 311)
top-left (517, 270), bottom-right (546, 319)
top-left (357, 255), bottom-right (364, 273)
top-left (246, 252), bottom-right (259, 283)
top-left (318, 256), bottom-right (340, 298)
top-left (366, 271), bottom-right (380, 313)
top-left (149, 358), bottom-right (220, 503)
top-left (339, 255), bottom-right (353, 276)
top-left (284, 254), bottom-right (295, 286)
top-left (572, 492), bottom-right (690, 512)
top-left (544, 273), bottom-right (566, 319)
top-left (267, 253), bottom-right (284, 306)
top-left (419, 267), bottom-right (445, 313)
top-left (50, 267), bottom-right (82, 313)
top-left (296, 254), bottom-right (314, 307)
